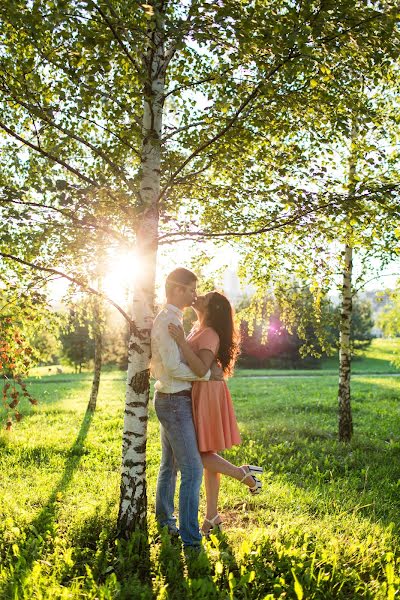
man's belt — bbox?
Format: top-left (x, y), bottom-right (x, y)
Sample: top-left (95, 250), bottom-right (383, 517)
top-left (156, 389), bottom-right (192, 399)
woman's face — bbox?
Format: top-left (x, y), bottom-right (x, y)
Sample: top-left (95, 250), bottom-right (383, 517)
top-left (193, 292), bottom-right (214, 314)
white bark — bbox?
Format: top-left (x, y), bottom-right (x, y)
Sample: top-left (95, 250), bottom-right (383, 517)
top-left (338, 119), bottom-right (358, 442)
top-left (338, 243), bottom-right (353, 441)
top-left (118, 11), bottom-right (165, 534)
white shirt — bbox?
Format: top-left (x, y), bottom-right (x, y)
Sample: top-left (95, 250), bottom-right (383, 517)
top-left (150, 304), bottom-right (211, 393)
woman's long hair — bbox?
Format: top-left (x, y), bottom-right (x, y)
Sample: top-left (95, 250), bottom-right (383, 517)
top-left (206, 292), bottom-right (240, 376)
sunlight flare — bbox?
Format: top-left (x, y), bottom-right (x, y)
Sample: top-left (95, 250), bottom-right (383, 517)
top-left (102, 250), bottom-right (139, 307)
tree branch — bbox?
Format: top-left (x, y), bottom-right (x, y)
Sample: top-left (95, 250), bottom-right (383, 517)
top-left (158, 182), bottom-right (400, 243)
top-left (90, 1), bottom-right (142, 74)
top-left (158, 200), bottom-right (338, 243)
top-left (158, 56), bottom-right (297, 199)
top-left (0, 85), bottom-right (134, 186)
top-left (0, 196), bottom-right (130, 244)
top-left (163, 68), bottom-right (233, 99)
top-left (353, 272), bottom-right (400, 296)
top-left (0, 252), bottom-right (135, 326)
top-left (161, 120), bottom-right (211, 144)
top-left (0, 121), bottom-right (99, 187)
top-left (80, 114), bottom-right (142, 157)
top-left (0, 121), bottom-right (130, 210)
top-left (162, 0), bottom-right (200, 70)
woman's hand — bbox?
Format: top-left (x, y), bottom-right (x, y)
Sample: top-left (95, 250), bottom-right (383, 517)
top-left (168, 323), bottom-right (186, 346)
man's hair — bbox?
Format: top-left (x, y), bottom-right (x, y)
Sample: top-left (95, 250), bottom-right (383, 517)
top-left (165, 268), bottom-right (197, 296)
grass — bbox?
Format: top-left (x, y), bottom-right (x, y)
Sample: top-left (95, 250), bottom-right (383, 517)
top-left (0, 338), bottom-right (400, 598)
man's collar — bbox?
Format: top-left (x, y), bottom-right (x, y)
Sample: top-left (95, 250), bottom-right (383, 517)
top-left (165, 303), bottom-right (184, 319)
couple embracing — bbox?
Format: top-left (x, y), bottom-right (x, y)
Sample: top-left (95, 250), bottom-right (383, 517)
top-left (151, 268), bottom-right (263, 551)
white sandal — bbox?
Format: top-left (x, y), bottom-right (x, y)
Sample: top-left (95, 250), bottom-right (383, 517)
top-left (247, 464), bottom-right (263, 476)
top-left (240, 466), bottom-right (262, 495)
top-left (201, 514), bottom-right (223, 537)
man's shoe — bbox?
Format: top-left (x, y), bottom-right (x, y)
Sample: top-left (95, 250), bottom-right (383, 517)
top-left (168, 526), bottom-right (180, 540)
top-left (183, 544), bottom-right (202, 556)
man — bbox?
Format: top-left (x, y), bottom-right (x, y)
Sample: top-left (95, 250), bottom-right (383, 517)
top-left (151, 268), bottom-right (221, 549)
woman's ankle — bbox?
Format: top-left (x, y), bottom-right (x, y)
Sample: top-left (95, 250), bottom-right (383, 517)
top-left (239, 465), bottom-right (255, 487)
top-left (205, 513), bottom-right (221, 522)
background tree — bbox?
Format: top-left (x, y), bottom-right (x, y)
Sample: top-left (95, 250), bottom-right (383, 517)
top-left (60, 305), bottom-right (95, 373)
top-left (30, 326), bottom-right (61, 366)
top-left (349, 299), bottom-right (374, 351)
top-left (239, 285), bottom-right (337, 368)
top-left (0, 281), bottom-right (49, 426)
top-left (377, 285), bottom-right (400, 359)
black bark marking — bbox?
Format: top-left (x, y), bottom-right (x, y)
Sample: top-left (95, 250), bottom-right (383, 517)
top-left (129, 342), bottom-right (144, 355)
top-left (124, 430), bottom-right (142, 438)
top-left (134, 441), bottom-right (147, 454)
top-left (117, 480), bottom-right (148, 538)
top-left (129, 369), bottom-right (150, 394)
top-left (129, 324), bottom-right (152, 341)
top-left (126, 401), bottom-right (147, 408)
top-left (124, 460), bottom-right (146, 470)
top-left (125, 410), bottom-right (147, 420)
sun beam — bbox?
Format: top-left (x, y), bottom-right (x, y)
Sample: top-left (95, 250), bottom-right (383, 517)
top-left (102, 250), bottom-right (139, 307)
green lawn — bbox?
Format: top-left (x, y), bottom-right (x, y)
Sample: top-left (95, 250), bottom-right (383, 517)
top-left (1, 339), bottom-right (400, 598)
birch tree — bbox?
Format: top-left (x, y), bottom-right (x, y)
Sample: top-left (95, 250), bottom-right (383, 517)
top-left (337, 118), bottom-right (359, 442)
top-left (233, 81), bottom-right (400, 442)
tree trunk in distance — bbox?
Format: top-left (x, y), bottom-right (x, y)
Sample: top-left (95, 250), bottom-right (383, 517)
top-left (88, 293), bottom-right (103, 412)
top-left (338, 243), bottom-right (354, 441)
top-left (338, 118), bottom-right (358, 442)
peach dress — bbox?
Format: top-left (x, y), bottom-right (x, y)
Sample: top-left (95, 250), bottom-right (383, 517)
top-left (187, 326), bottom-right (241, 452)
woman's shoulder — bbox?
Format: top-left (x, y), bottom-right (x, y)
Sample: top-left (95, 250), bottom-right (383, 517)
top-left (198, 325), bottom-right (219, 337)
top-left (198, 327), bottom-right (220, 342)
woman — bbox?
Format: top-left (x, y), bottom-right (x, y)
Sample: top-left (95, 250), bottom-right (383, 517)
top-left (168, 291), bottom-right (263, 536)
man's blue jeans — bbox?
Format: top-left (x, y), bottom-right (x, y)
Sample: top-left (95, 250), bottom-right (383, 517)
top-left (154, 392), bottom-right (203, 547)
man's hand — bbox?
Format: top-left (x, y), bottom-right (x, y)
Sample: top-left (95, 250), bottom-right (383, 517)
top-left (210, 361), bottom-right (224, 381)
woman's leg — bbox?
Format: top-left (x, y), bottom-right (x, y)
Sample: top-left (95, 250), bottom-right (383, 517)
top-left (204, 469), bottom-right (221, 521)
top-left (201, 452), bottom-right (257, 488)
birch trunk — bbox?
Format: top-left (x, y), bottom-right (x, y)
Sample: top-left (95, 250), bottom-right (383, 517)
top-left (338, 119), bottom-right (358, 442)
top-left (338, 243), bottom-right (353, 442)
top-left (87, 293), bottom-right (102, 412)
top-left (117, 12), bottom-right (165, 535)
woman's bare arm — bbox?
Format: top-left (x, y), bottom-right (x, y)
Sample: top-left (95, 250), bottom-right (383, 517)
top-left (168, 324), bottom-right (215, 377)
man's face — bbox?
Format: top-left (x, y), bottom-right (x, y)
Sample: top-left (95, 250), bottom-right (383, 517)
top-left (180, 281), bottom-right (197, 308)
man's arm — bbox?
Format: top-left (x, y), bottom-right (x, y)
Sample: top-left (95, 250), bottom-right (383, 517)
top-left (154, 320), bottom-right (210, 381)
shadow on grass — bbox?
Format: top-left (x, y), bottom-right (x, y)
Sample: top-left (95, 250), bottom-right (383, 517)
top-left (154, 528), bottom-right (190, 598)
top-left (150, 527), bottom-right (395, 599)
top-left (229, 533), bottom-right (395, 599)
top-left (1, 407), bottom-right (155, 598)
top-left (1, 408), bottom-right (95, 597)
top-left (151, 527), bottom-right (240, 599)
top-left (233, 423), bottom-right (400, 532)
